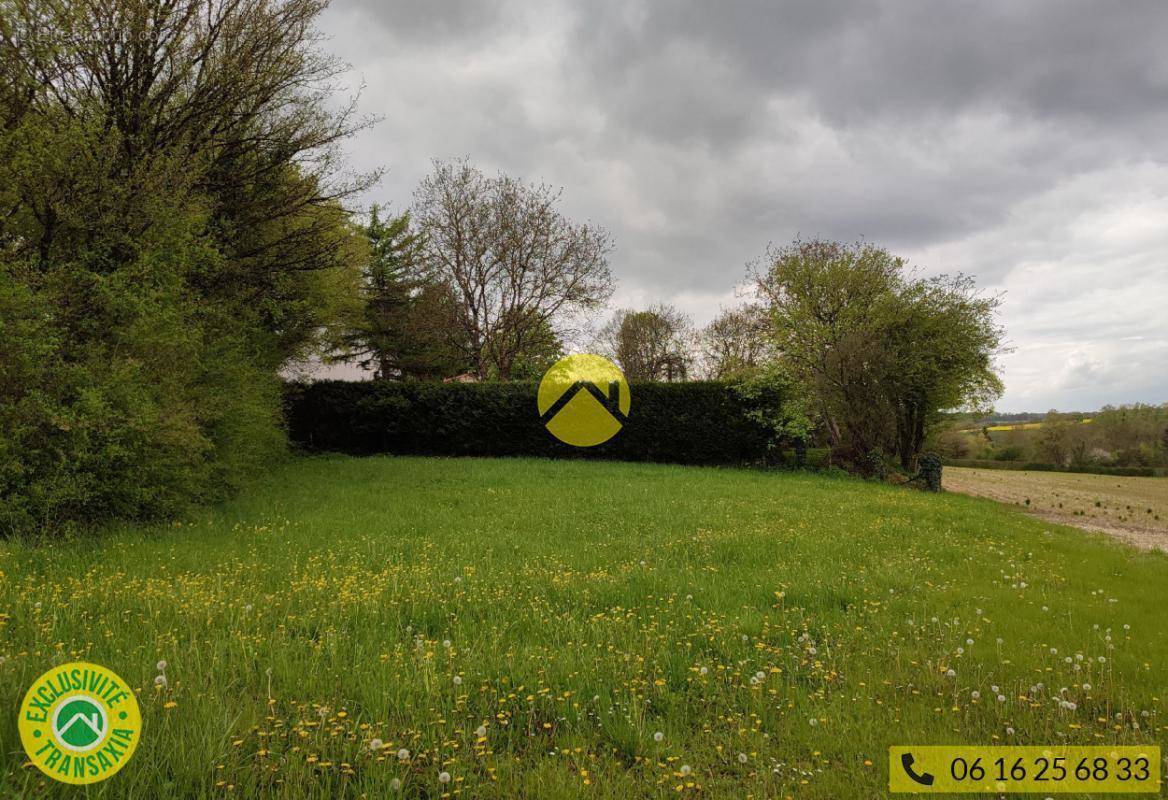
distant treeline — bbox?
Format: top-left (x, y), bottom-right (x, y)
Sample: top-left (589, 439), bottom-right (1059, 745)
top-left (931, 404), bottom-right (1168, 470)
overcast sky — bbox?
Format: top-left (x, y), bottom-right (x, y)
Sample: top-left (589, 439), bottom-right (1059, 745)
top-left (317, 0), bottom-right (1168, 412)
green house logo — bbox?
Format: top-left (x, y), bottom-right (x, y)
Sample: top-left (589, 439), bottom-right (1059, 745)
top-left (52, 696), bottom-right (107, 751)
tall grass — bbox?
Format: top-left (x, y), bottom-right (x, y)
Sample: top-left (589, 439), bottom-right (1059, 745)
top-left (2, 456), bottom-right (1165, 798)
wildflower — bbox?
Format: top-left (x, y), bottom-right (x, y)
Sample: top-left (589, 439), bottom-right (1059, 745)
top-left (443, 639), bottom-right (452, 649)
top-left (966, 638), bottom-right (974, 645)
top-left (154, 674), bottom-right (167, 688)
top-left (653, 731), bottom-right (664, 742)
top-left (1006, 727), bottom-right (1015, 735)
top-left (699, 666), bottom-right (708, 676)
top-left (475, 725), bottom-right (487, 737)
top-left (156, 660), bottom-right (168, 671)
top-left (1061, 700), bottom-right (1077, 711)
top-left (1082, 683), bottom-right (1092, 691)
top-left (370, 738), bottom-right (384, 752)
top-left (1097, 656), bottom-right (1106, 663)
top-left (738, 753), bottom-right (749, 764)
top-left (997, 694), bottom-right (1006, 703)
top-left (991, 685), bottom-right (999, 693)
top-left (970, 691), bottom-right (980, 700)
top-left (680, 765), bottom-right (692, 776)
top-left (809, 717), bottom-right (818, 726)
top-left (755, 670), bottom-right (765, 680)
top-left (397, 748), bottom-right (411, 761)
top-left (390, 778), bottom-right (402, 791)
top-left (438, 771), bottom-right (451, 784)
top-left (453, 675), bottom-right (463, 686)
top-left (807, 646), bottom-right (817, 655)
top-left (945, 669), bottom-right (956, 678)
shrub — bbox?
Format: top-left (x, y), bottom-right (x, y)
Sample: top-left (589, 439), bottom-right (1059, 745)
top-left (284, 380), bottom-right (797, 466)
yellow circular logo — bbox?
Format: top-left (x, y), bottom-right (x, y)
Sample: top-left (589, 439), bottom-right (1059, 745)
top-left (18, 662), bottom-right (141, 784)
top-left (537, 354), bottom-right (630, 447)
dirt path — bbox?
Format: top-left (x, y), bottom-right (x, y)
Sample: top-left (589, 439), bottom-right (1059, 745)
top-left (943, 466), bottom-right (1168, 552)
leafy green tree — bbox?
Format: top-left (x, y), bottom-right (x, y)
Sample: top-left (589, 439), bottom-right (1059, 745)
top-left (0, 0), bottom-right (368, 534)
top-left (755, 239), bottom-right (1004, 471)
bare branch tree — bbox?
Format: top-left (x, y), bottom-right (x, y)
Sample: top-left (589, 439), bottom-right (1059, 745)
top-left (697, 304), bottom-right (772, 379)
top-left (412, 158), bottom-right (614, 379)
top-left (598, 304), bottom-right (693, 381)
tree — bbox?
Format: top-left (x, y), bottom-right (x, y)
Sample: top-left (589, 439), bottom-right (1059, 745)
top-left (698, 304), bottom-right (772, 379)
top-left (754, 239), bottom-right (1004, 471)
top-left (329, 206), bottom-right (466, 380)
top-left (0, 0), bottom-right (369, 534)
top-left (412, 158), bottom-right (614, 380)
top-left (599, 305), bottom-right (693, 381)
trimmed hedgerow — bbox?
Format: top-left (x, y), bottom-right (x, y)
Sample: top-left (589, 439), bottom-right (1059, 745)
top-left (283, 380), bottom-right (791, 466)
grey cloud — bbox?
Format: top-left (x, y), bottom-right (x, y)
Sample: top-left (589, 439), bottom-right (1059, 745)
top-left (318, 0), bottom-right (1168, 410)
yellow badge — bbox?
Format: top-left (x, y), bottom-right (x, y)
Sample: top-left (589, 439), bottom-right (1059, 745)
top-left (18, 661), bottom-right (141, 784)
top-left (538, 354), bottom-right (631, 447)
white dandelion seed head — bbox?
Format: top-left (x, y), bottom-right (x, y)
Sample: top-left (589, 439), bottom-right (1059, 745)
top-left (738, 752), bottom-right (749, 763)
top-left (370, 738), bottom-right (383, 751)
top-left (390, 778), bottom-right (402, 792)
top-left (1006, 727), bottom-right (1015, 735)
top-left (475, 725), bottom-right (487, 737)
top-left (808, 646), bottom-right (817, 655)
top-left (153, 674), bottom-right (167, 687)
top-left (453, 675), bottom-right (462, 685)
top-left (397, 748), bottom-right (410, 761)
top-left (756, 671), bottom-right (766, 680)
top-left (808, 717), bottom-right (818, 726)
top-left (680, 764), bottom-right (692, 776)
top-left (956, 647), bottom-right (964, 655)
top-left (970, 691), bottom-right (981, 700)
top-left (966, 638), bottom-right (974, 645)
top-left (991, 685), bottom-right (999, 693)
top-left (156, 660), bottom-right (167, 671)
top-left (699, 666), bottom-right (708, 675)
top-left (997, 694), bottom-right (1006, 703)
top-left (1082, 683), bottom-right (1092, 691)
top-left (653, 731), bottom-right (664, 742)
top-left (442, 639), bottom-right (452, 649)
top-left (438, 771), bottom-right (451, 784)
top-left (946, 669), bottom-right (956, 678)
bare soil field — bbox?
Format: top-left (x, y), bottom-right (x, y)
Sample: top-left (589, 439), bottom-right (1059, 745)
top-left (944, 466), bottom-right (1168, 551)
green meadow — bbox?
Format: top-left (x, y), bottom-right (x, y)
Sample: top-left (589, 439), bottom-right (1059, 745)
top-left (1, 456), bottom-right (1165, 798)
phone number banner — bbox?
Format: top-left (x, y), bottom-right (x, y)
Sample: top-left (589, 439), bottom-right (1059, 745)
top-left (888, 745), bottom-right (1161, 794)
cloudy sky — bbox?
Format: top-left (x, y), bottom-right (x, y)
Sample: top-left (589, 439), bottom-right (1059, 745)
top-left (317, 0), bottom-right (1168, 412)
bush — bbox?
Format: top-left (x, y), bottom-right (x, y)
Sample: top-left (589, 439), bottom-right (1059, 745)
top-left (284, 380), bottom-right (796, 466)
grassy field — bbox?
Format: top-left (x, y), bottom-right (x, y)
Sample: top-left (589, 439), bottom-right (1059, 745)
top-left (945, 466), bottom-right (1168, 552)
top-left (2, 456), bottom-right (1166, 799)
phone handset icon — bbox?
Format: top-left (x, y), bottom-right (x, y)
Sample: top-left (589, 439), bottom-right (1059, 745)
top-left (901, 753), bottom-right (935, 786)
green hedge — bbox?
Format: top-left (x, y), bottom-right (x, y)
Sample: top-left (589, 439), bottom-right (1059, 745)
top-left (284, 380), bottom-right (788, 466)
top-left (944, 458), bottom-right (1162, 477)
